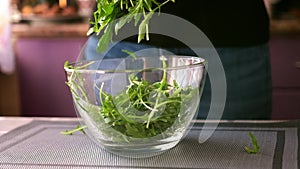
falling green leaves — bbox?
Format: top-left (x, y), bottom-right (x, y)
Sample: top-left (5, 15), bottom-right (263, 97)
top-left (89, 0), bottom-right (175, 52)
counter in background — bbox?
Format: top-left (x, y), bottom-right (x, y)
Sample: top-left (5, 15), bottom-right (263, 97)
top-left (11, 19), bottom-right (300, 38)
top-left (12, 22), bottom-right (89, 38)
top-left (270, 19), bottom-right (300, 35)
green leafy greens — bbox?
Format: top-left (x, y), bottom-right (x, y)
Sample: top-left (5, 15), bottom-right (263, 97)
top-left (64, 57), bottom-right (198, 139)
top-left (87, 0), bottom-right (175, 52)
top-left (62, 0), bottom-right (200, 139)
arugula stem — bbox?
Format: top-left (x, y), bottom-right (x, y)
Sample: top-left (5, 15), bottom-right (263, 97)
top-left (146, 56), bottom-right (167, 128)
top-left (60, 125), bottom-right (87, 135)
top-left (244, 132), bottom-right (260, 154)
top-left (160, 56), bottom-right (167, 89)
top-left (98, 82), bottom-right (105, 105)
top-left (155, 99), bottom-right (181, 108)
top-left (65, 61), bottom-right (95, 103)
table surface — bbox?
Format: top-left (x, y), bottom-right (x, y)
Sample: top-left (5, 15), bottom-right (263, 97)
top-left (0, 117), bottom-right (298, 169)
top-left (0, 117), bottom-right (78, 136)
top-left (0, 116), bottom-right (288, 135)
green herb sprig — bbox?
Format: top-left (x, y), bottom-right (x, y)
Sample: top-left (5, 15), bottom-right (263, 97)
top-left (60, 125), bottom-right (87, 135)
top-left (87, 0), bottom-right (175, 52)
top-left (244, 132), bottom-right (260, 154)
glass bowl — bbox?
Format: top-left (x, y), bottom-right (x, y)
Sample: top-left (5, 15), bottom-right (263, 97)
top-left (64, 55), bottom-right (206, 158)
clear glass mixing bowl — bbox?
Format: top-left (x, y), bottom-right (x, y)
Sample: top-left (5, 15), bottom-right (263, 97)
top-left (64, 55), bottom-right (206, 158)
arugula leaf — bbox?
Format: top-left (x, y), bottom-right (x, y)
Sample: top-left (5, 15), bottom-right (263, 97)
top-left (244, 132), bottom-right (260, 154)
top-left (97, 22), bottom-right (115, 53)
top-left (138, 11), bottom-right (154, 42)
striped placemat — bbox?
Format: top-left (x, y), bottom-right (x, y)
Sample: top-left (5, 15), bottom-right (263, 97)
top-left (0, 120), bottom-right (298, 169)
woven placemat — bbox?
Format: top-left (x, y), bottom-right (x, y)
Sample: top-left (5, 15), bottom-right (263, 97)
top-left (0, 120), bottom-right (298, 169)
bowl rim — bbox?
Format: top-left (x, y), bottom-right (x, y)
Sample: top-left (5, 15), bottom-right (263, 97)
top-left (64, 55), bottom-right (207, 74)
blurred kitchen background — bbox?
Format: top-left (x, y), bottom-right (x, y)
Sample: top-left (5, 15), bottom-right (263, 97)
top-left (0, 0), bottom-right (299, 119)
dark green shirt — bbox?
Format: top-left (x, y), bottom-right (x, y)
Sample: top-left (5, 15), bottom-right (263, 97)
top-left (127, 0), bottom-right (270, 47)
top-left (91, 0), bottom-right (270, 48)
